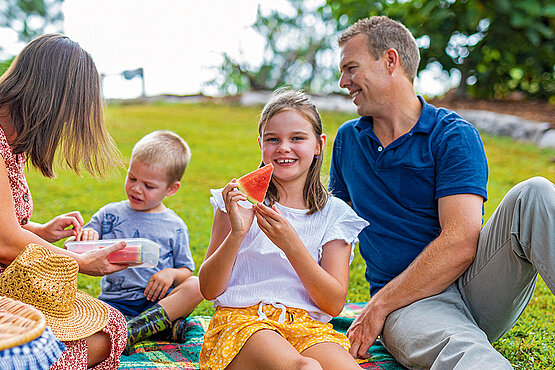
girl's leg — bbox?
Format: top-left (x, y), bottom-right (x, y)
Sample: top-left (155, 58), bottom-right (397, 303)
top-left (301, 342), bottom-right (361, 369)
top-left (227, 329), bottom-right (322, 370)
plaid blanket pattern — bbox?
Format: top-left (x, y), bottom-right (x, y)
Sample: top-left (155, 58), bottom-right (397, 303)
top-left (119, 303), bottom-right (404, 369)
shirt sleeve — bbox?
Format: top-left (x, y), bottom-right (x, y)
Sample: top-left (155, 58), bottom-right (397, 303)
top-left (210, 187), bottom-right (251, 213)
top-left (329, 128), bottom-right (351, 203)
top-left (434, 119), bottom-right (488, 201)
top-left (171, 223), bottom-right (195, 271)
top-left (84, 208), bottom-right (104, 238)
top-left (320, 198), bottom-right (369, 264)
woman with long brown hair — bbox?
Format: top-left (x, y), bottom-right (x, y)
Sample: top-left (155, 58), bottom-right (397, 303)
top-left (0, 33), bottom-right (128, 369)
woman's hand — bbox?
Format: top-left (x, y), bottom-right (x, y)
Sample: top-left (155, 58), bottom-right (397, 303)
top-left (34, 211), bottom-right (85, 242)
top-left (222, 180), bottom-right (254, 237)
top-left (253, 203), bottom-right (300, 253)
top-left (73, 241), bottom-right (129, 276)
top-left (144, 268), bottom-right (175, 301)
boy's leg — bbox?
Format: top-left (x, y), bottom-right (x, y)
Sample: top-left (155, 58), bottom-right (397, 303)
top-left (301, 342), bottom-right (361, 369)
top-left (158, 276), bottom-right (204, 320)
top-left (124, 303), bottom-right (172, 354)
top-left (227, 329), bottom-right (322, 370)
top-left (458, 176), bottom-right (555, 341)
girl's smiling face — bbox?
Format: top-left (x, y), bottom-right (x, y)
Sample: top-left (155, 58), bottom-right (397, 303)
top-left (259, 110), bottom-right (325, 187)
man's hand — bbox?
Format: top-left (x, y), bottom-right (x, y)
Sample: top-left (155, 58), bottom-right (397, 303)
top-left (35, 211), bottom-right (85, 242)
top-left (347, 299), bottom-right (389, 359)
top-left (144, 269), bottom-right (175, 302)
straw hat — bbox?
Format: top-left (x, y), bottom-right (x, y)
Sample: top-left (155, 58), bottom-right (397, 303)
top-left (0, 296), bottom-right (46, 351)
top-left (0, 244), bottom-right (108, 341)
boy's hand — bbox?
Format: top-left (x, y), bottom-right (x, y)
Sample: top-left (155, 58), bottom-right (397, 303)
top-left (77, 228), bottom-right (99, 241)
top-left (144, 269), bottom-right (175, 302)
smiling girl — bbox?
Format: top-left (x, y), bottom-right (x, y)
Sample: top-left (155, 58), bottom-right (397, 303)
top-left (198, 89), bottom-right (368, 369)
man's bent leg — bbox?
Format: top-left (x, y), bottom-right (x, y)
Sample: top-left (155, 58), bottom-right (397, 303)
top-left (381, 285), bottom-right (511, 369)
top-left (458, 177), bottom-right (555, 342)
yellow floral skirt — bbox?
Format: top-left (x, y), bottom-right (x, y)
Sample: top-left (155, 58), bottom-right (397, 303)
top-left (199, 303), bottom-right (350, 370)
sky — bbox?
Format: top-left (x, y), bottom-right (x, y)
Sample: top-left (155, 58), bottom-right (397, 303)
top-left (1, 0), bottom-right (453, 99)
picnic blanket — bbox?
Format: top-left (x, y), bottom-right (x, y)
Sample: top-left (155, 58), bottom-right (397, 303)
top-left (118, 302), bottom-right (404, 369)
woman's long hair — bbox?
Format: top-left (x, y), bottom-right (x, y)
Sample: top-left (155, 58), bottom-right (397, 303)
top-left (0, 33), bottom-right (121, 178)
top-left (258, 89), bottom-right (328, 215)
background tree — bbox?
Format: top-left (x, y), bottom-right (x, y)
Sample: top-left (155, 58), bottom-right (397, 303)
top-left (326, 0), bottom-right (554, 99)
top-left (0, 0), bottom-right (64, 55)
top-left (208, 0), bottom-right (340, 95)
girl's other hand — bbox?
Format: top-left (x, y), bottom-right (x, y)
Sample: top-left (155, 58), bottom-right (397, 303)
top-left (253, 203), bottom-right (300, 253)
top-left (222, 180), bottom-right (254, 236)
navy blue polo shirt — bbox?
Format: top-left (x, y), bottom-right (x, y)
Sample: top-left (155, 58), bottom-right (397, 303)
top-left (329, 96), bottom-right (488, 296)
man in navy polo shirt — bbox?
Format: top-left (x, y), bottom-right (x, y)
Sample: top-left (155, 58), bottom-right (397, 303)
top-left (330, 16), bottom-right (555, 369)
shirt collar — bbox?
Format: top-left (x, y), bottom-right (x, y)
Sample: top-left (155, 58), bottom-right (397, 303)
top-left (412, 95), bottom-right (434, 134)
top-left (353, 95), bottom-right (434, 135)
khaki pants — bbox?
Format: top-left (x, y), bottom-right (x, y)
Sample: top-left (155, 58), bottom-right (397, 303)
top-left (381, 177), bottom-right (555, 369)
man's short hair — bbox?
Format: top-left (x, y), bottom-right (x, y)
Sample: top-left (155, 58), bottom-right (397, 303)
top-left (131, 130), bottom-right (191, 184)
top-left (338, 16), bottom-right (420, 82)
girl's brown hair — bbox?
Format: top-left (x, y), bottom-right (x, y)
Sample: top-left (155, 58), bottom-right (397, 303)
top-left (0, 33), bottom-right (120, 178)
top-left (258, 89), bottom-right (328, 215)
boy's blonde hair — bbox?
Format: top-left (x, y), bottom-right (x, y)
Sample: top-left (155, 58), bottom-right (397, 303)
top-left (131, 131), bottom-right (191, 184)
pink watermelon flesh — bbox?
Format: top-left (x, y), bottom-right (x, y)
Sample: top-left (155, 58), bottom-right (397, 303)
top-left (105, 245), bottom-right (143, 265)
top-left (237, 163), bottom-right (274, 203)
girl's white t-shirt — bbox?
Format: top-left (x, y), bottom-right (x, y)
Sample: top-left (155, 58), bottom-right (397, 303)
top-left (209, 188), bottom-right (369, 322)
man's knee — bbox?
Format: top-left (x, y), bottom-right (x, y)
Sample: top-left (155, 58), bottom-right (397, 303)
top-left (513, 176), bottom-right (554, 202)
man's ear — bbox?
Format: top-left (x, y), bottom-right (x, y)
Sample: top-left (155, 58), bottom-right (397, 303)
top-left (384, 48), bottom-right (399, 74)
top-left (166, 181), bottom-right (180, 197)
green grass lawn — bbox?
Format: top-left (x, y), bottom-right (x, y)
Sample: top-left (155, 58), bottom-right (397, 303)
top-left (26, 102), bottom-right (554, 368)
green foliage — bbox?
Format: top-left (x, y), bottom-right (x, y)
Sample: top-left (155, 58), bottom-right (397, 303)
top-left (0, 0), bottom-right (64, 48)
top-left (208, 0), bottom-right (340, 95)
top-left (25, 102), bottom-right (554, 366)
top-left (0, 57), bottom-right (14, 76)
top-left (325, 0), bottom-right (554, 99)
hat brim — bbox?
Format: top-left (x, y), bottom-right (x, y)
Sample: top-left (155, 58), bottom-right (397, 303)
top-left (45, 291), bottom-right (109, 341)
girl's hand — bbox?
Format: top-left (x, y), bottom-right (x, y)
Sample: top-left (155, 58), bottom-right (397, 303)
top-left (75, 241), bottom-right (129, 276)
top-left (144, 268), bottom-right (175, 301)
top-left (222, 180), bottom-right (254, 237)
top-left (35, 211), bottom-right (85, 242)
top-left (253, 203), bottom-right (300, 253)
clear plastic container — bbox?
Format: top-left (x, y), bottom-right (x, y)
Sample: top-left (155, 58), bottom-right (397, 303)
top-left (66, 238), bottom-right (161, 268)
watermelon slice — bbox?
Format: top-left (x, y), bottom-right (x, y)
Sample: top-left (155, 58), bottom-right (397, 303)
top-left (105, 245), bottom-right (143, 265)
top-left (237, 163), bottom-right (274, 203)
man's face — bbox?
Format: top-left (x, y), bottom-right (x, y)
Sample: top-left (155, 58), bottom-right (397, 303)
top-left (339, 34), bottom-right (390, 117)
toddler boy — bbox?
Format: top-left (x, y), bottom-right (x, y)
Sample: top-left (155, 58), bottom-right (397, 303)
top-left (76, 130), bottom-right (204, 352)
